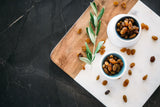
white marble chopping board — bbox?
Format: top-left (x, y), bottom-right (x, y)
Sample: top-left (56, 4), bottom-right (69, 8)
top-left (75, 1), bottom-right (160, 107)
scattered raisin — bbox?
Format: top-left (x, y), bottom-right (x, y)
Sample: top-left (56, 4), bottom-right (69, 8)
top-left (101, 46), bottom-right (105, 50)
top-left (113, 1), bottom-right (119, 6)
top-left (123, 95), bottom-right (127, 103)
top-left (105, 90), bottom-right (110, 95)
top-left (152, 36), bottom-right (158, 41)
top-left (77, 53), bottom-right (83, 57)
top-left (121, 2), bottom-right (126, 9)
top-left (85, 38), bottom-right (91, 44)
top-left (127, 49), bottom-right (131, 55)
top-left (96, 75), bottom-right (100, 80)
top-left (123, 79), bottom-right (129, 87)
top-left (150, 56), bottom-right (155, 63)
top-left (131, 49), bottom-right (136, 55)
top-left (143, 74), bottom-right (148, 80)
top-left (100, 49), bottom-right (105, 55)
top-left (102, 80), bottom-right (108, 86)
top-left (120, 48), bottom-right (127, 52)
top-left (77, 28), bottom-right (82, 34)
top-left (141, 23), bottom-right (149, 30)
top-left (130, 62), bottom-right (135, 68)
top-left (128, 70), bottom-right (132, 75)
top-left (82, 64), bottom-right (85, 70)
top-left (82, 46), bottom-right (86, 52)
top-left (141, 23), bottom-right (145, 29)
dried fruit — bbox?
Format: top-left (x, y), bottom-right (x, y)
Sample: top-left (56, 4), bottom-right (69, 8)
top-left (85, 38), bottom-right (91, 44)
top-left (141, 23), bottom-right (149, 30)
top-left (123, 95), bottom-right (127, 103)
top-left (101, 45), bottom-right (106, 50)
top-left (77, 28), bottom-right (82, 34)
top-left (123, 79), bottom-right (129, 87)
top-left (77, 53), bottom-right (83, 57)
top-left (102, 80), bottom-right (108, 86)
top-left (130, 62), bottom-right (135, 68)
top-left (100, 49), bottom-right (105, 55)
top-left (120, 48), bottom-right (127, 52)
top-left (150, 56), bottom-right (155, 63)
top-left (127, 49), bottom-right (131, 55)
top-left (143, 74), bottom-right (148, 80)
top-left (152, 36), bottom-right (158, 41)
top-left (113, 1), bottom-right (119, 6)
top-left (131, 49), bottom-right (136, 55)
top-left (82, 64), bottom-right (85, 70)
top-left (105, 90), bottom-right (110, 95)
top-left (96, 75), bottom-right (100, 80)
top-left (82, 46), bottom-right (86, 52)
top-left (121, 2), bottom-right (126, 9)
top-left (128, 70), bottom-right (132, 75)
top-left (109, 58), bottom-right (117, 64)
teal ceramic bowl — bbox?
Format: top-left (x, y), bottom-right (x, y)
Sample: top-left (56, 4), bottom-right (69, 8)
top-left (100, 51), bottom-right (127, 79)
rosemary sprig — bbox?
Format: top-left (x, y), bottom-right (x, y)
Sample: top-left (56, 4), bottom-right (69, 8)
top-left (79, 2), bottom-right (105, 64)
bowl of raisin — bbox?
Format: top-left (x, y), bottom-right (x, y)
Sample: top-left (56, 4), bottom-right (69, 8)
top-left (100, 51), bottom-right (127, 79)
top-left (107, 14), bottom-right (141, 47)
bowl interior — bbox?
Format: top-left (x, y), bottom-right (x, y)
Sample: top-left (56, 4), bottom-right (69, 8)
top-left (115, 16), bottom-right (140, 40)
top-left (102, 53), bottom-right (125, 78)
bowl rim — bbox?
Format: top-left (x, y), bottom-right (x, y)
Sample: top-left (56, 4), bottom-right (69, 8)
top-left (100, 51), bottom-right (127, 79)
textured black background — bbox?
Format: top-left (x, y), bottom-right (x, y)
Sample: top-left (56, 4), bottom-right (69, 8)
top-left (0, 0), bottom-right (160, 107)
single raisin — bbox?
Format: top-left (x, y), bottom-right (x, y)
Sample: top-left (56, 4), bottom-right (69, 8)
top-left (100, 49), bottom-right (105, 55)
top-left (123, 95), bottom-right (127, 103)
top-left (128, 70), bottom-right (132, 75)
top-left (77, 53), bottom-right (83, 57)
top-left (123, 79), bottom-right (129, 87)
top-left (96, 75), bottom-right (100, 80)
top-left (150, 56), bottom-right (155, 63)
top-left (152, 36), bottom-right (158, 41)
top-left (85, 38), bottom-right (91, 44)
top-left (127, 49), bottom-right (131, 55)
top-left (82, 64), bottom-right (85, 70)
top-left (77, 28), bottom-right (82, 34)
top-left (131, 49), bottom-right (136, 55)
top-left (120, 48), bottom-right (127, 52)
top-left (121, 2), bottom-right (126, 9)
top-left (105, 90), bottom-right (110, 95)
top-left (130, 62), bottom-right (135, 68)
top-left (101, 45), bottom-right (105, 50)
top-left (143, 74), bottom-right (148, 80)
top-left (113, 1), bottom-right (119, 6)
top-left (82, 46), bottom-right (86, 52)
top-left (102, 80), bottom-right (108, 86)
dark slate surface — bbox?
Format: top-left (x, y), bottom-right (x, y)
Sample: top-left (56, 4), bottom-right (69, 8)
top-left (0, 0), bottom-right (160, 107)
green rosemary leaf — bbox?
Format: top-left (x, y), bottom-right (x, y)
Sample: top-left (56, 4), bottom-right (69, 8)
top-left (85, 42), bottom-right (92, 54)
top-left (87, 53), bottom-right (92, 61)
top-left (97, 8), bottom-right (104, 21)
top-left (96, 20), bottom-right (101, 35)
top-left (89, 22), bottom-right (95, 36)
top-left (90, 2), bottom-right (97, 15)
top-left (86, 27), bottom-right (95, 44)
top-left (95, 41), bottom-right (104, 54)
top-left (90, 12), bottom-right (95, 27)
top-left (93, 15), bottom-right (98, 27)
top-left (79, 57), bottom-right (91, 64)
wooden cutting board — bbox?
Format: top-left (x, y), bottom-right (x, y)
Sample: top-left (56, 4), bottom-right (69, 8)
top-left (51, 0), bottom-right (160, 106)
top-left (50, 0), bottom-right (138, 78)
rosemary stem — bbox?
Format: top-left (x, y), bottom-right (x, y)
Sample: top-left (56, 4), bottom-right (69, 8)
top-left (92, 27), bottom-right (97, 58)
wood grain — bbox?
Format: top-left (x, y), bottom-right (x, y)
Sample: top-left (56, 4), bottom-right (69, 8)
top-left (50, 0), bottom-right (138, 79)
